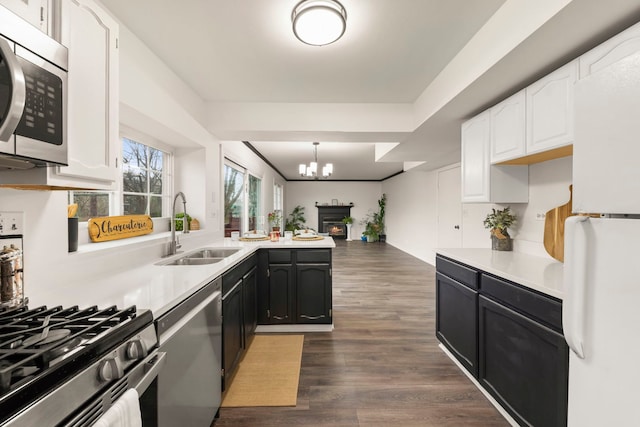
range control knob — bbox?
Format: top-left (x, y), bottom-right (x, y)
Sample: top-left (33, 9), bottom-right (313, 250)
top-left (98, 356), bottom-right (124, 382)
top-left (125, 339), bottom-right (148, 360)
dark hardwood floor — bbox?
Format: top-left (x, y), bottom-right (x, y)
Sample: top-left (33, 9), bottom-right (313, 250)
top-left (215, 240), bottom-right (510, 426)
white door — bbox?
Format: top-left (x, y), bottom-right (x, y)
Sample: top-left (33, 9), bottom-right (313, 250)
top-left (437, 166), bottom-right (462, 248)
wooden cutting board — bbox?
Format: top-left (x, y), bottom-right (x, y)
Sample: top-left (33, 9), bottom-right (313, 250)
top-left (543, 185), bottom-right (573, 262)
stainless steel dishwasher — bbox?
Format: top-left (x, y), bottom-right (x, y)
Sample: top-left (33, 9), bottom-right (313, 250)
top-left (155, 277), bottom-right (222, 427)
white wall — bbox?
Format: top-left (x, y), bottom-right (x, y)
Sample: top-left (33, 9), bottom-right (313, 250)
top-left (382, 170), bottom-right (438, 262)
top-left (381, 156), bottom-right (573, 265)
top-left (285, 181), bottom-right (382, 236)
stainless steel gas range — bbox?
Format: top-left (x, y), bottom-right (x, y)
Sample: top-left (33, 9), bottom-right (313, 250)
top-left (0, 304), bottom-right (165, 426)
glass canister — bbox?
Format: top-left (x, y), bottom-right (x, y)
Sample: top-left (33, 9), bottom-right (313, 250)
top-left (0, 244), bottom-right (24, 307)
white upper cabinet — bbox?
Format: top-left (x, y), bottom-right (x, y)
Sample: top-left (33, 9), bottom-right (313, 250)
top-left (490, 90), bottom-right (526, 163)
top-left (0, 0), bottom-right (119, 189)
top-left (580, 21), bottom-right (640, 79)
top-left (461, 111), bottom-right (528, 203)
top-left (1, 0), bottom-right (50, 34)
top-left (53, 0), bottom-right (119, 189)
top-left (525, 60), bottom-right (577, 155)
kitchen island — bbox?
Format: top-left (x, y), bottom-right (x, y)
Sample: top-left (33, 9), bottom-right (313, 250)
top-left (29, 235), bottom-right (335, 318)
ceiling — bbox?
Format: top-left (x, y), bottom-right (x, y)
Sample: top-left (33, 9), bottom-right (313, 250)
top-left (103, 0), bottom-right (640, 181)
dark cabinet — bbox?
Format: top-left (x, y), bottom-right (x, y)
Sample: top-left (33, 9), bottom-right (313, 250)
top-left (296, 264), bottom-right (331, 323)
top-left (268, 264), bottom-right (294, 323)
top-left (258, 249), bottom-right (332, 325)
top-left (242, 266), bottom-right (257, 344)
top-left (222, 279), bottom-right (243, 390)
top-left (479, 292), bottom-right (568, 427)
top-left (435, 254), bottom-right (568, 427)
top-left (435, 272), bottom-right (478, 377)
top-left (222, 254), bottom-right (258, 391)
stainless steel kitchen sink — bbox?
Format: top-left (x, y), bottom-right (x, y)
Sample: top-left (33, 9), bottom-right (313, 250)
top-left (163, 257), bottom-right (225, 266)
top-left (158, 247), bottom-right (240, 266)
top-left (184, 248), bottom-right (240, 258)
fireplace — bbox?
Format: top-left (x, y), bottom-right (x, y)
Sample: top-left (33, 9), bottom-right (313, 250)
top-left (317, 204), bottom-right (352, 239)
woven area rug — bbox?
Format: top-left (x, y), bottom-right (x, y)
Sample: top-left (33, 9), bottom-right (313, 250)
top-left (221, 334), bottom-right (304, 407)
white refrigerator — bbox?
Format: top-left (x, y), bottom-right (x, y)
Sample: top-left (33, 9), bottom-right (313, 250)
top-left (564, 49), bottom-right (640, 425)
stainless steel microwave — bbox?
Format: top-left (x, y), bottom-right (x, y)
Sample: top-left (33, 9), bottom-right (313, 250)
top-left (0, 6), bottom-right (67, 170)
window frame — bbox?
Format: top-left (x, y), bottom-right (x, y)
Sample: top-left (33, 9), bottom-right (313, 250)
top-left (69, 127), bottom-right (174, 224)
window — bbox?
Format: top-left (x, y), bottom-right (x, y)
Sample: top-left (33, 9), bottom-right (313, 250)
top-left (224, 160), bottom-right (262, 237)
top-left (121, 137), bottom-right (170, 217)
top-left (274, 182), bottom-right (283, 215)
top-left (224, 163), bottom-right (244, 237)
top-left (70, 135), bottom-right (172, 222)
top-left (248, 174), bottom-right (261, 231)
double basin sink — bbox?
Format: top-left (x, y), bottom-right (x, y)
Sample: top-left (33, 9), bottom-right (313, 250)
top-left (160, 248), bottom-right (240, 266)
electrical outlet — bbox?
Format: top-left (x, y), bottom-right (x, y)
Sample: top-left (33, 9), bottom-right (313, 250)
top-left (0, 211), bottom-right (25, 235)
top-left (535, 213), bottom-right (546, 221)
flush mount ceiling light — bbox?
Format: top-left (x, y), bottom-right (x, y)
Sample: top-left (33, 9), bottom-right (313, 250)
top-left (299, 142), bottom-right (333, 179)
top-left (291, 0), bottom-right (347, 46)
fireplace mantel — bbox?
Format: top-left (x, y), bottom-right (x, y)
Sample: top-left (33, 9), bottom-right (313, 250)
top-left (317, 205), bottom-right (353, 239)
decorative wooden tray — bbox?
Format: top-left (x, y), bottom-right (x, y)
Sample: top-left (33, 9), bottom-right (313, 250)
top-left (292, 236), bottom-right (324, 241)
top-left (240, 236), bottom-right (270, 242)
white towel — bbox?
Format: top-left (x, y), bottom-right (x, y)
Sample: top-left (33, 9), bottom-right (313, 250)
top-left (93, 389), bottom-right (143, 427)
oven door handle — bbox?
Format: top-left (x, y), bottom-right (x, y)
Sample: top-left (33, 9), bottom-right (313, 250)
top-left (0, 37), bottom-right (26, 142)
top-left (134, 350), bottom-right (167, 395)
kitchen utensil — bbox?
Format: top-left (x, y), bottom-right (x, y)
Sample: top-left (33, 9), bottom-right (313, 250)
top-left (544, 185), bottom-right (574, 262)
top-left (67, 204), bottom-right (78, 218)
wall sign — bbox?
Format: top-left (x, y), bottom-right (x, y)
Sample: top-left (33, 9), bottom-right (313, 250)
top-left (88, 215), bottom-right (154, 242)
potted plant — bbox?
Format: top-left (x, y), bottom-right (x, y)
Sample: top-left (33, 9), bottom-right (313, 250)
top-left (284, 205), bottom-right (306, 231)
top-left (484, 207), bottom-right (517, 251)
top-left (174, 212), bottom-right (192, 232)
top-left (377, 193), bottom-right (387, 243)
top-left (361, 212), bottom-right (381, 242)
top-left (268, 210), bottom-right (282, 231)
top-left (342, 216), bottom-right (354, 241)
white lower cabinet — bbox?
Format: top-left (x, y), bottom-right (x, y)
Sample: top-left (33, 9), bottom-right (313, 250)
top-left (461, 111), bottom-right (528, 203)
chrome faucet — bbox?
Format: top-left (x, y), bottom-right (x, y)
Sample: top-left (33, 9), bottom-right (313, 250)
top-left (168, 191), bottom-right (189, 256)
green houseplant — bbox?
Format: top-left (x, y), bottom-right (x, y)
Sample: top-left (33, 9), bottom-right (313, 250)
top-left (484, 206), bottom-right (517, 251)
top-left (174, 212), bottom-right (192, 232)
top-left (361, 211), bottom-right (381, 242)
top-left (268, 210), bottom-right (282, 231)
top-left (377, 193), bottom-right (387, 242)
top-left (342, 216), bottom-right (354, 241)
top-left (284, 205), bottom-right (306, 231)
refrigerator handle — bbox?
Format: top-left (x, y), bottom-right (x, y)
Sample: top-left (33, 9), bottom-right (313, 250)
top-left (563, 215), bottom-right (590, 359)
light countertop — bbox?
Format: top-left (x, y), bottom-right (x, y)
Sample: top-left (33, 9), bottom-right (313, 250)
top-left (436, 248), bottom-right (564, 300)
top-left (32, 236), bottom-right (335, 318)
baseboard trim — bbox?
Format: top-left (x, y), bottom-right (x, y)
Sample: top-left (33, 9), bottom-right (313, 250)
top-left (438, 343), bottom-right (518, 427)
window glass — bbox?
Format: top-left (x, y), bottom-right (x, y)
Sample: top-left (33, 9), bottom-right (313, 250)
top-left (248, 174), bottom-right (261, 232)
top-left (122, 137), bottom-right (169, 217)
top-left (73, 191), bottom-right (111, 222)
top-left (224, 163), bottom-right (244, 237)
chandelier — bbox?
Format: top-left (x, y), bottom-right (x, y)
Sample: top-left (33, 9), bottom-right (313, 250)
top-left (291, 0), bottom-right (347, 46)
top-left (299, 142), bottom-right (333, 178)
